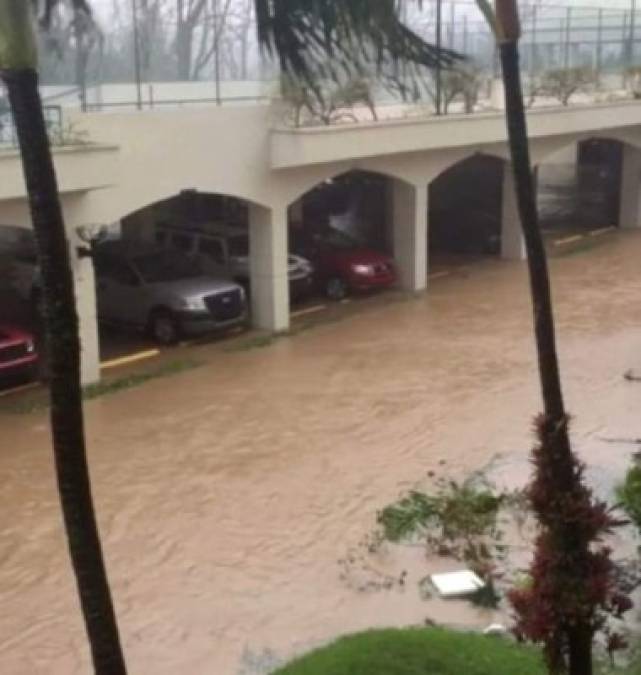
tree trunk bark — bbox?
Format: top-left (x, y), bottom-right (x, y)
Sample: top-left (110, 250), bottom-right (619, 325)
top-left (568, 627), bottom-right (594, 675)
top-left (498, 40), bottom-right (593, 675)
top-left (2, 68), bottom-right (127, 675)
top-left (499, 41), bottom-right (565, 422)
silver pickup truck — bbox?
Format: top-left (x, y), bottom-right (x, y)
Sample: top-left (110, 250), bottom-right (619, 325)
top-left (94, 241), bottom-right (247, 344)
top-left (155, 223), bottom-right (315, 299)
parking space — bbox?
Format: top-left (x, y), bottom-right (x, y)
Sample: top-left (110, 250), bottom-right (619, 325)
top-left (429, 154), bottom-right (506, 263)
top-left (289, 171), bottom-right (399, 301)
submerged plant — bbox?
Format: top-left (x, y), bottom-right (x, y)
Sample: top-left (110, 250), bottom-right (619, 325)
top-left (377, 479), bottom-right (505, 569)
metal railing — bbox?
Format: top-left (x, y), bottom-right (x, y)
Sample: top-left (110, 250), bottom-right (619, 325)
top-left (83, 94), bottom-right (272, 113)
top-left (36, 2), bottom-right (641, 115)
top-left (0, 105), bottom-right (64, 148)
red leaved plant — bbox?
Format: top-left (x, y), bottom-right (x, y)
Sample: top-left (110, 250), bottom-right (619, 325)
top-left (509, 416), bottom-right (631, 673)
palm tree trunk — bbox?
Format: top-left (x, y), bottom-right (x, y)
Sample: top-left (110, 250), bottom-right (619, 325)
top-left (1, 68), bottom-right (127, 675)
top-left (499, 40), bottom-right (565, 421)
top-left (498, 39), bottom-right (593, 675)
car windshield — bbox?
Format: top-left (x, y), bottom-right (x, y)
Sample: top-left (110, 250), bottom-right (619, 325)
top-left (132, 252), bottom-right (201, 283)
top-left (228, 235), bottom-right (249, 257)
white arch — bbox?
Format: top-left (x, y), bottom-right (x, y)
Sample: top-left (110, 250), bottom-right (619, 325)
top-left (428, 151), bottom-right (508, 186)
top-left (280, 164), bottom-right (415, 209)
top-left (533, 131), bottom-right (641, 167)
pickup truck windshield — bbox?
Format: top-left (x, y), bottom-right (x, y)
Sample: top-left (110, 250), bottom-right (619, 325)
top-left (132, 252), bottom-right (201, 283)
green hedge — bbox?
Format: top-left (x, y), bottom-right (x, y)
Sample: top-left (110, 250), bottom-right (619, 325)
top-left (272, 628), bottom-right (545, 675)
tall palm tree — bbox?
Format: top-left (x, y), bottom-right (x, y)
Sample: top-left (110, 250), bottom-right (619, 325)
top-left (479, 3), bottom-right (626, 674)
top-left (0, 2), bottom-right (127, 673)
top-left (256, 2), bottom-right (621, 674)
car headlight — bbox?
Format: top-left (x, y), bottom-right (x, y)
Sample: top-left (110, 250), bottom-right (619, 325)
top-left (352, 263), bottom-right (375, 276)
top-left (25, 340), bottom-right (35, 353)
top-left (179, 297), bottom-right (205, 311)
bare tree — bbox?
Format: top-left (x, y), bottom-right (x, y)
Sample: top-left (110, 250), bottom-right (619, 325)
top-left (191, 0), bottom-right (233, 80)
top-left (281, 74), bottom-right (377, 126)
top-left (534, 66), bottom-right (598, 106)
top-left (426, 64), bottom-right (484, 114)
top-left (175, 0), bottom-right (206, 79)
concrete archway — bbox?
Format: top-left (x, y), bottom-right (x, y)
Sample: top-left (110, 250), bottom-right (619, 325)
top-left (111, 190), bottom-right (290, 333)
top-left (427, 152), bottom-right (525, 266)
top-left (70, 189), bottom-right (292, 385)
top-left (429, 154), bottom-right (506, 258)
top-left (535, 136), bottom-right (641, 233)
top-left (288, 169), bottom-right (428, 294)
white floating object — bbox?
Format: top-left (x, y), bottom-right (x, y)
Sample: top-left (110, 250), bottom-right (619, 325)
top-left (483, 623), bottom-right (508, 636)
top-left (430, 570), bottom-right (485, 598)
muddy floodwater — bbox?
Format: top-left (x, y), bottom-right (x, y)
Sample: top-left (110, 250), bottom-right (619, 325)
top-left (3, 233), bottom-right (641, 674)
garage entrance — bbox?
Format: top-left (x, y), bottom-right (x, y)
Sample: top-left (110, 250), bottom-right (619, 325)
top-left (538, 138), bottom-right (624, 233)
top-left (94, 190), bottom-right (310, 360)
top-left (292, 171), bottom-right (390, 250)
top-left (289, 171), bottom-right (399, 300)
top-left (429, 155), bottom-right (505, 264)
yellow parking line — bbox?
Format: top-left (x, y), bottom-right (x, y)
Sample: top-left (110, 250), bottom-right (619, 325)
top-left (291, 304), bottom-right (327, 318)
top-left (0, 381), bottom-right (40, 398)
top-left (554, 234), bottom-right (584, 247)
top-left (100, 349), bottom-right (160, 370)
top-left (589, 226), bottom-right (616, 237)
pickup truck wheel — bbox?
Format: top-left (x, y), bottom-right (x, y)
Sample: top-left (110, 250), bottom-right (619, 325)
top-left (326, 277), bottom-right (348, 301)
top-left (149, 309), bottom-right (180, 345)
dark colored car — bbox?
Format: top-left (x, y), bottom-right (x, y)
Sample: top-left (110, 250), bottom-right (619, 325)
top-left (293, 227), bottom-right (396, 300)
top-left (0, 323), bottom-right (39, 384)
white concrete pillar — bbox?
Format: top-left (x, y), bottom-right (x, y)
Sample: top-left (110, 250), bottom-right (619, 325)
top-left (391, 180), bottom-right (428, 292)
top-left (619, 144), bottom-right (641, 229)
top-left (249, 203), bottom-right (290, 332)
top-left (501, 165), bottom-right (527, 261)
top-left (69, 233), bottom-right (100, 385)
top-left (490, 78), bottom-right (506, 110)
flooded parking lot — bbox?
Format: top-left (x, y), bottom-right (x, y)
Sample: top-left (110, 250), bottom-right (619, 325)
top-left (2, 231), bottom-right (641, 674)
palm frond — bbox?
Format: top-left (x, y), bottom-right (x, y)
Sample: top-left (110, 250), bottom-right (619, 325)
top-left (255, 0), bottom-right (462, 101)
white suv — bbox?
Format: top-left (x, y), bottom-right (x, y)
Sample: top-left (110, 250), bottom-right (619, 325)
top-left (156, 223), bottom-right (315, 299)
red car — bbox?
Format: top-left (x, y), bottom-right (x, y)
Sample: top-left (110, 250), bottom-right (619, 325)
top-left (0, 324), bottom-right (39, 383)
top-left (295, 227), bottom-right (397, 300)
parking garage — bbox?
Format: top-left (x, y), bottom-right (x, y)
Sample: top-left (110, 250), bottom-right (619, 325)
top-left (3, 102), bottom-right (641, 389)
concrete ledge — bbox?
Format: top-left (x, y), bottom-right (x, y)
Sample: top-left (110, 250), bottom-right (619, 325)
top-left (270, 100), bottom-right (641, 169)
top-left (0, 143), bottom-right (120, 200)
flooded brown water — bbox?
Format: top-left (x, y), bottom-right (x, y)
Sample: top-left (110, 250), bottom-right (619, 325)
top-left (2, 232), bottom-right (641, 674)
